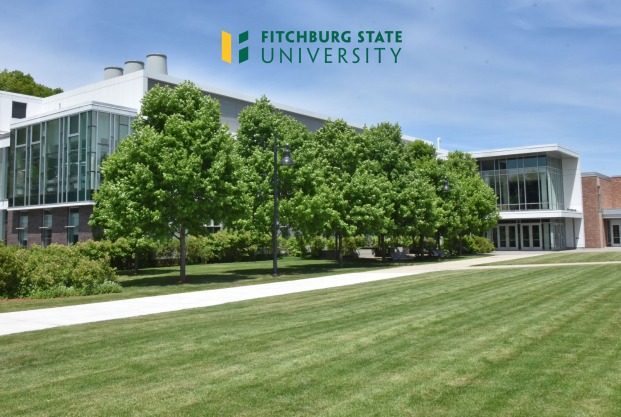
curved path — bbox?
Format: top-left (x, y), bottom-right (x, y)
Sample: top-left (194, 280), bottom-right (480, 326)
top-left (0, 251), bottom-right (613, 336)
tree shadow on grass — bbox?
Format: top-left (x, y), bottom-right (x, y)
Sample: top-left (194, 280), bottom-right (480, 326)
top-left (119, 259), bottom-right (390, 288)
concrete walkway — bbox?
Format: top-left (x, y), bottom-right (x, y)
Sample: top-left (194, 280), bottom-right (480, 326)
top-left (0, 251), bottom-right (591, 337)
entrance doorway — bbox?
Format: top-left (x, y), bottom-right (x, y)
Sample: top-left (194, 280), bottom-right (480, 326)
top-left (491, 222), bottom-right (544, 250)
top-left (612, 222), bottom-right (621, 247)
top-left (497, 224), bottom-right (518, 250)
top-left (521, 224), bottom-right (542, 250)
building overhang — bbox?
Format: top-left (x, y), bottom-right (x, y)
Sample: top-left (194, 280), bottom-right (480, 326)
top-left (10, 101), bottom-right (137, 128)
top-left (499, 210), bottom-right (583, 220)
top-left (602, 209), bottom-right (621, 219)
top-left (471, 144), bottom-right (579, 160)
top-left (7, 201), bottom-right (94, 212)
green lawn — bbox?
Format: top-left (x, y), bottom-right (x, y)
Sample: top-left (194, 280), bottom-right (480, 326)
top-left (483, 251), bottom-right (621, 265)
top-left (0, 257), bottom-right (399, 313)
top-left (1, 265), bottom-right (620, 416)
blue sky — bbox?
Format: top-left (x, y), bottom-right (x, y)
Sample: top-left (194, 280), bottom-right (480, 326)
top-left (2, 0), bottom-right (620, 174)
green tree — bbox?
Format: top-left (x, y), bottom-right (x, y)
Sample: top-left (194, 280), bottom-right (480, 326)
top-left (440, 151), bottom-right (499, 254)
top-left (287, 119), bottom-right (392, 265)
top-left (91, 82), bottom-right (246, 280)
top-left (234, 97), bottom-right (309, 242)
top-left (0, 69), bottom-right (63, 97)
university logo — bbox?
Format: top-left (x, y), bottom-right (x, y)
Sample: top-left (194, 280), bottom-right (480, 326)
top-left (221, 30), bottom-right (249, 64)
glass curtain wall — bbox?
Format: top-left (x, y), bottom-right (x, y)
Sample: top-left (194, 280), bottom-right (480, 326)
top-left (479, 155), bottom-right (565, 211)
top-left (9, 111), bottom-right (132, 208)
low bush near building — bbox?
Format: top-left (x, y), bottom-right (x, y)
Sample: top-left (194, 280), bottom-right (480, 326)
top-left (0, 245), bottom-right (24, 299)
top-left (463, 235), bottom-right (495, 254)
top-left (0, 244), bottom-right (121, 299)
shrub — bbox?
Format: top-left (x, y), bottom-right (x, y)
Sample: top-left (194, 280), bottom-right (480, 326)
top-left (309, 236), bottom-right (327, 258)
top-left (0, 245), bottom-right (25, 299)
top-left (11, 244), bottom-right (119, 299)
top-left (463, 235), bottom-right (495, 254)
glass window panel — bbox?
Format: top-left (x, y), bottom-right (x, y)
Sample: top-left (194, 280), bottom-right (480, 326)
top-left (12, 101), bottom-right (27, 119)
top-left (481, 160), bottom-right (494, 171)
top-left (509, 226), bottom-right (517, 248)
top-left (524, 156), bottom-right (537, 169)
top-left (42, 229), bottom-right (52, 247)
top-left (19, 212), bottom-right (28, 228)
top-left (30, 144), bottom-right (40, 204)
top-left (69, 115), bottom-right (79, 135)
top-left (32, 124), bottom-right (41, 144)
top-left (44, 119), bottom-right (60, 204)
top-left (0, 148), bottom-right (7, 200)
top-left (538, 156), bottom-right (547, 167)
top-left (507, 158), bottom-right (518, 170)
top-left (67, 208), bottom-right (80, 244)
top-left (509, 174), bottom-right (520, 208)
top-left (43, 210), bottom-right (52, 228)
top-left (524, 172), bottom-right (540, 210)
top-left (522, 225), bottom-right (530, 248)
top-left (532, 225), bottom-right (541, 247)
top-left (16, 128), bottom-right (27, 146)
top-left (499, 226), bottom-right (507, 247)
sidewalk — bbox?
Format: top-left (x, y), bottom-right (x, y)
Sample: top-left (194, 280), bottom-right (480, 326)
top-left (0, 251), bottom-right (550, 337)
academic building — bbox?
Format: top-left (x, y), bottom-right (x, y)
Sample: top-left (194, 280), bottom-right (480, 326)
top-left (472, 145), bottom-right (584, 250)
top-left (0, 54), bottom-right (619, 250)
top-left (0, 54), bottom-right (334, 247)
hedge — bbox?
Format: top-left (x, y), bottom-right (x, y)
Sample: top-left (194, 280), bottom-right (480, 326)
top-left (0, 244), bottom-right (121, 299)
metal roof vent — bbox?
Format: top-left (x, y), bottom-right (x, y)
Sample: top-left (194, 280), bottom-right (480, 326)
top-left (146, 53), bottom-right (168, 75)
top-left (124, 60), bottom-right (145, 74)
top-left (103, 66), bottom-right (124, 80)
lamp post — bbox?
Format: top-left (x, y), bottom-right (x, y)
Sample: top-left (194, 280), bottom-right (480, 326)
top-left (438, 176), bottom-right (451, 249)
top-left (272, 134), bottom-right (294, 277)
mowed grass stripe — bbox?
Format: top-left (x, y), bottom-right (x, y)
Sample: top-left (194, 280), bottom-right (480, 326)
top-left (1, 266), bottom-right (620, 416)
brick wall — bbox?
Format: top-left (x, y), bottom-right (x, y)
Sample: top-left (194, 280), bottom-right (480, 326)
top-left (5, 205), bottom-right (94, 247)
top-left (582, 176), bottom-right (605, 248)
top-left (613, 177), bottom-right (621, 208)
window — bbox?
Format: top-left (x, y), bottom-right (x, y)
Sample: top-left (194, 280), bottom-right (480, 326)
top-left (67, 208), bottom-right (79, 244)
top-left (41, 211), bottom-right (52, 247)
top-left (17, 212), bottom-right (28, 247)
top-left (12, 101), bottom-right (27, 119)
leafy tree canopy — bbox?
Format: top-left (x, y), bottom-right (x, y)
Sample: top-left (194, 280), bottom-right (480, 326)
top-left (91, 82), bottom-right (246, 279)
top-left (0, 69), bottom-right (63, 97)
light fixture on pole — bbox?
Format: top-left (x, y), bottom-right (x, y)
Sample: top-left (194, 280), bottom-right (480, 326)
top-left (442, 176), bottom-right (451, 192)
top-left (272, 134), bottom-right (294, 277)
top-left (438, 176), bottom-right (451, 249)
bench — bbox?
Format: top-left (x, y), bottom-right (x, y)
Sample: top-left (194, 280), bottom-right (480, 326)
top-left (389, 248), bottom-right (415, 264)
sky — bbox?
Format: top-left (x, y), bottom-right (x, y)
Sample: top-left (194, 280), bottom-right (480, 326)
top-left (2, 0), bottom-right (620, 174)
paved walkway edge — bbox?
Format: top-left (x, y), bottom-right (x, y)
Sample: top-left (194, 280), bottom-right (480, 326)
top-left (1, 251), bottom-right (603, 337)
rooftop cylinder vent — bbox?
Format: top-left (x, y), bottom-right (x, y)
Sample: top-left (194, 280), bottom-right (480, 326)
top-left (124, 60), bottom-right (145, 74)
top-left (146, 53), bottom-right (168, 75)
top-left (103, 66), bottom-right (123, 80)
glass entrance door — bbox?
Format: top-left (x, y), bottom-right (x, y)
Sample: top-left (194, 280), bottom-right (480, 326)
top-left (613, 224), bottom-right (621, 246)
top-left (521, 224), bottom-right (542, 250)
top-left (497, 224), bottom-right (519, 250)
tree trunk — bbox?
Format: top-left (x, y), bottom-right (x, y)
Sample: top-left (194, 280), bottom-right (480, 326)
top-left (133, 250), bottom-right (139, 274)
top-left (379, 234), bottom-right (386, 262)
top-left (338, 234), bottom-right (344, 267)
top-left (179, 225), bottom-right (187, 282)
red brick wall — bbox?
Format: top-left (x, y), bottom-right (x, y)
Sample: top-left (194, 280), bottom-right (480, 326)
top-left (582, 176), bottom-right (605, 248)
top-left (613, 177), bottom-right (621, 208)
top-left (5, 205), bottom-right (94, 247)
top-left (582, 174), bottom-right (621, 248)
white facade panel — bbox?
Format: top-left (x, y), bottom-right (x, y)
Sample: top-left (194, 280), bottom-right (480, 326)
top-left (41, 71), bottom-right (146, 113)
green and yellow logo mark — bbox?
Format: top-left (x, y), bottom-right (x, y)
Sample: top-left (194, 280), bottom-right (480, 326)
top-left (222, 30), bottom-right (249, 64)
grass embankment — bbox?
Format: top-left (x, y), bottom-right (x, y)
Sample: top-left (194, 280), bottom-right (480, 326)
top-left (1, 264), bottom-right (620, 416)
